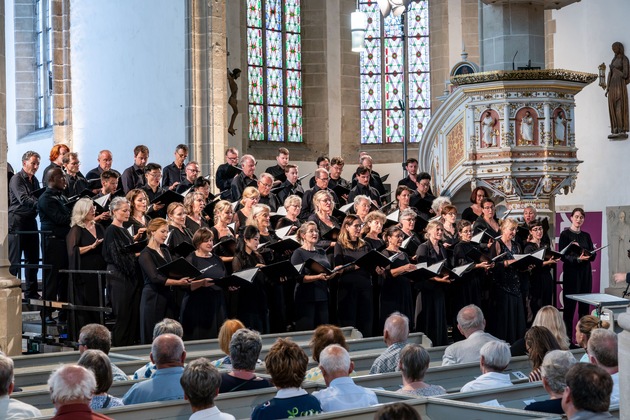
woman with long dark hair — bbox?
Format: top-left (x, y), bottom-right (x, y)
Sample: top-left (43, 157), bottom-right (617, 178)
top-left (462, 186), bottom-right (488, 223)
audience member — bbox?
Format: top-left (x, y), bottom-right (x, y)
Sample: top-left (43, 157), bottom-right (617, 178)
top-left (524, 326), bottom-right (561, 382)
top-left (460, 341), bottom-right (513, 393)
top-left (524, 350), bottom-right (576, 414)
top-left (575, 315), bottom-right (610, 362)
top-left (0, 353), bottom-right (42, 419)
top-left (561, 363), bottom-right (614, 420)
top-left (511, 305), bottom-right (571, 356)
top-left (374, 402), bottom-right (422, 420)
top-left (587, 329), bottom-right (619, 405)
top-left (122, 333), bottom-right (186, 404)
top-left (305, 325), bottom-right (350, 382)
top-left (219, 329), bottom-right (272, 393)
top-left (252, 339), bottom-right (322, 419)
top-left (79, 324), bottom-right (128, 381)
top-left (397, 344), bottom-right (446, 397)
top-left (442, 305), bottom-right (499, 366)
top-left (133, 318), bottom-right (184, 380)
top-left (48, 364), bottom-right (112, 419)
top-left (180, 358), bottom-right (235, 420)
top-left (312, 344), bottom-right (377, 412)
top-left (369, 312), bottom-right (409, 374)
top-left (77, 350), bottom-right (124, 410)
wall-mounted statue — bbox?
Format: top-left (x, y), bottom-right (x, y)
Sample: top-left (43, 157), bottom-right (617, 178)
top-left (605, 42), bottom-right (629, 139)
top-left (480, 110), bottom-right (499, 147)
top-left (553, 109), bottom-right (567, 145)
top-left (517, 108), bottom-right (537, 145)
top-left (228, 68), bottom-right (241, 136)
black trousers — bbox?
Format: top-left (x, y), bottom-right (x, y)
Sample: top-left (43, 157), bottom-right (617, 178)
top-left (563, 270), bottom-right (591, 339)
top-left (8, 224), bottom-right (40, 297)
top-left (107, 267), bottom-right (141, 346)
top-left (42, 237), bottom-right (68, 317)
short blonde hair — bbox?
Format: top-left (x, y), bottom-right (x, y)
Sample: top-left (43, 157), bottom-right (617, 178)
top-left (241, 186), bottom-right (260, 204)
top-left (283, 195), bottom-right (302, 209)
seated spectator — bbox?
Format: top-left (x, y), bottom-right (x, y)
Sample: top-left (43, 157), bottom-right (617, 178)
top-left (211, 319), bottom-right (263, 370)
top-left (396, 343), bottom-right (446, 397)
top-left (0, 353), bottom-right (42, 419)
top-left (122, 333), bottom-right (186, 404)
top-left (525, 326), bottom-right (561, 382)
top-left (511, 305), bottom-right (571, 356)
top-left (180, 358), bottom-right (235, 420)
top-left (575, 315), bottom-right (610, 362)
top-left (252, 339), bottom-right (322, 419)
top-left (369, 312), bottom-right (409, 374)
top-left (48, 364), bottom-right (112, 420)
top-left (77, 350), bottom-right (124, 410)
top-left (219, 329), bottom-right (272, 393)
top-left (375, 402), bottom-right (422, 420)
top-left (79, 324), bottom-right (128, 381)
top-left (525, 350), bottom-right (576, 414)
top-left (442, 305), bottom-right (499, 366)
top-left (133, 318), bottom-right (184, 380)
top-left (460, 341), bottom-right (513, 393)
top-left (304, 325), bottom-right (350, 382)
top-left (312, 344), bottom-right (377, 412)
top-left (587, 329), bottom-right (619, 405)
top-left (561, 363), bottom-right (614, 420)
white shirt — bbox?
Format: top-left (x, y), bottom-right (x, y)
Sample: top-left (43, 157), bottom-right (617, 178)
top-left (610, 372), bottom-right (619, 406)
top-left (0, 395), bottom-right (42, 419)
top-left (189, 405), bottom-right (235, 420)
top-left (312, 376), bottom-right (378, 412)
top-left (459, 371), bottom-right (513, 393)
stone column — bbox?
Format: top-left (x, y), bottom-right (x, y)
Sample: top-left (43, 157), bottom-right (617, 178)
top-left (187, 0), bottom-right (227, 192)
top-left (0, 0), bottom-right (23, 356)
top-left (51, 0), bottom-right (73, 146)
top-left (619, 308), bottom-right (629, 419)
top-left (479, 2), bottom-right (545, 71)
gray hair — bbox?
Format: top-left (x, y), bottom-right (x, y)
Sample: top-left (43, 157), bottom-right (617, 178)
top-left (71, 198), bottom-right (95, 228)
top-left (399, 208), bottom-right (418, 222)
top-left (457, 304), bottom-right (485, 331)
top-left (77, 349), bottom-right (113, 395)
top-left (48, 364), bottom-right (96, 404)
top-left (283, 194), bottom-right (302, 209)
top-left (229, 329), bottom-right (262, 370)
top-left (240, 154), bottom-right (256, 166)
top-left (399, 344), bottom-right (430, 382)
top-left (353, 195), bottom-right (371, 207)
top-left (588, 328), bottom-right (618, 368)
top-left (247, 204), bottom-right (271, 228)
top-left (0, 354), bottom-right (14, 396)
top-left (259, 172), bottom-right (274, 183)
top-left (180, 358), bottom-right (222, 409)
top-left (319, 344), bottom-right (350, 375)
top-left (540, 350), bottom-right (576, 394)
top-left (109, 197), bottom-right (129, 215)
top-left (151, 333), bottom-right (185, 365)
top-left (431, 196), bottom-right (452, 215)
top-left (480, 341), bottom-right (510, 372)
top-left (22, 150), bottom-right (41, 162)
top-left (384, 312), bottom-right (409, 343)
top-left (314, 168), bottom-right (329, 179)
top-left (153, 318), bottom-right (184, 340)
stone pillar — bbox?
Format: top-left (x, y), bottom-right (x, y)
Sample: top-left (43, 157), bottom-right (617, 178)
top-left (0, 0), bottom-right (23, 356)
top-left (619, 308), bottom-right (629, 419)
top-left (51, 0), bottom-right (73, 146)
top-left (479, 2), bottom-right (545, 71)
top-left (187, 0), bottom-right (227, 192)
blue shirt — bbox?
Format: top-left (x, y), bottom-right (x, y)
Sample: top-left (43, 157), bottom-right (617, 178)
top-left (312, 376), bottom-right (378, 412)
top-left (122, 366), bottom-right (185, 405)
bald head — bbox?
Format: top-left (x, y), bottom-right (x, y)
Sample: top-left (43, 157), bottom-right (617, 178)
top-left (150, 333), bottom-right (186, 368)
top-left (457, 304), bottom-right (485, 336)
top-left (384, 312), bottom-right (409, 345)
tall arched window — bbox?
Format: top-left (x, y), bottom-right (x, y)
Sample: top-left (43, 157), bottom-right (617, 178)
top-left (359, 0), bottom-right (430, 144)
top-left (247, 0), bottom-right (302, 143)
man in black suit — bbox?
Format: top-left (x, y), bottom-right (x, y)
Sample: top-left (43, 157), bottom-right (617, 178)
top-left (348, 165), bottom-right (381, 206)
top-left (161, 144), bottom-right (188, 190)
top-left (8, 151), bottom-right (41, 299)
top-left (230, 154), bottom-right (258, 202)
top-left (215, 147), bottom-right (240, 199)
top-left (121, 145), bottom-right (150, 193)
top-left (265, 147), bottom-right (289, 185)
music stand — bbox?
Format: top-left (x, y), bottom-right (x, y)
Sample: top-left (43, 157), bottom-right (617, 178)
top-left (566, 293), bottom-right (630, 319)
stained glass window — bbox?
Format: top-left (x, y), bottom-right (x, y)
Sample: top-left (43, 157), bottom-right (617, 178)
top-left (247, 0), bottom-right (302, 142)
top-left (359, 0), bottom-right (430, 144)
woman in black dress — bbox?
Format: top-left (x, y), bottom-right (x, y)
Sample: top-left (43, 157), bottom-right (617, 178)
top-left (124, 189), bottom-right (150, 242)
top-left (232, 186), bottom-right (260, 233)
top-left (232, 225), bottom-right (268, 333)
top-left (472, 198), bottom-right (500, 251)
top-left (275, 195), bottom-right (302, 232)
top-left (524, 221), bottom-right (559, 320)
top-left (182, 227), bottom-right (228, 340)
top-left (394, 185), bottom-right (413, 212)
top-left (184, 191), bottom-right (209, 234)
top-left (380, 226), bottom-right (416, 328)
top-left (558, 207), bottom-right (595, 338)
top-left (334, 215), bottom-right (375, 337)
top-left (399, 208), bottom-right (423, 261)
top-left (353, 195), bottom-right (372, 223)
top-left (489, 218), bottom-right (526, 344)
top-left (290, 221), bottom-right (331, 330)
top-left (461, 186), bottom-right (488, 223)
top-left (211, 200), bottom-right (236, 266)
top-left (166, 202), bottom-right (194, 258)
top-left (440, 205), bottom-right (459, 249)
top-left (361, 211), bottom-right (386, 250)
top-left (308, 190), bottom-right (340, 252)
top-left (66, 198), bottom-right (106, 333)
top-left (102, 197), bottom-right (140, 346)
top-left (415, 221), bottom-right (451, 345)
top-left (138, 218), bottom-right (191, 343)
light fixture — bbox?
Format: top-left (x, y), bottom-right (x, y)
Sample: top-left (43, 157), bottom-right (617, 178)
top-left (351, 10), bottom-right (368, 52)
top-left (598, 62), bottom-right (607, 90)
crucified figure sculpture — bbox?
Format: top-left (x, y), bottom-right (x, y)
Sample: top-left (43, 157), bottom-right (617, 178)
top-left (228, 68), bottom-right (241, 136)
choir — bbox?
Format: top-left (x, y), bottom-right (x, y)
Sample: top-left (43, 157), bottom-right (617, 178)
top-left (8, 143), bottom-right (581, 347)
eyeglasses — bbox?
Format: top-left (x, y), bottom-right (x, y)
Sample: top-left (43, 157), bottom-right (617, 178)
top-left (187, 169), bottom-right (200, 173)
top-left (483, 206), bottom-right (494, 210)
top-left (177, 153), bottom-right (188, 159)
top-left (260, 182), bottom-right (272, 188)
top-left (350, 223), bottom-right (363, 229)
top-left (146, 172), bottom-right (161, 178)
top-left (318, 177), bottom-right (330, 182)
